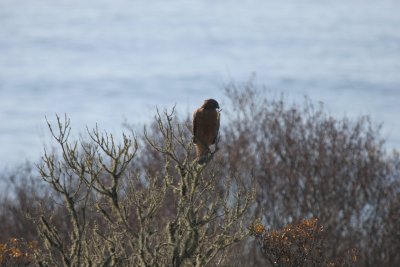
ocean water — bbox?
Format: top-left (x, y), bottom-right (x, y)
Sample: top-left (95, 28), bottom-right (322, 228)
top-left (0, 0), bottom-right (399, 169)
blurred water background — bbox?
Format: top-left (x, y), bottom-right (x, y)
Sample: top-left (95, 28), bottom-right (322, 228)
top-left (0, 0), bottom-right (399, 170)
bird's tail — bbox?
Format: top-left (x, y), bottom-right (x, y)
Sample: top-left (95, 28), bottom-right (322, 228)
top-left (195, 143), bottom-right (210, 164)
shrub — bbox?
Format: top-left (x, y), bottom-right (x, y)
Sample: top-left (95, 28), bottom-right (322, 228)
top-left (0, 83), bottom-right (399, 266)
top-left (220, 82), bottom-right (400, 266)
top-left (0, 238), bottom-right (39, 267)
top-left (251, 218), bottom-right (357, 266)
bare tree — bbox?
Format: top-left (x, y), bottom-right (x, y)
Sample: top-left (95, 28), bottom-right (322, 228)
top-left (33, 109), bottom-right (255, 267)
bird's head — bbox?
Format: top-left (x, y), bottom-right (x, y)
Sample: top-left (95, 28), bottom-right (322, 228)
top-left (202, 99), bottom-right (220, 110)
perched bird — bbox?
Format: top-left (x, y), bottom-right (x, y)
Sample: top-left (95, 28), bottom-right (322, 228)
top-left (192, 99), bottom-right (220, 164)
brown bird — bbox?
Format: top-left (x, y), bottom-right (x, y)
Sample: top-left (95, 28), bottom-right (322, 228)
top-left (192, 99), bottom-right (220, 164)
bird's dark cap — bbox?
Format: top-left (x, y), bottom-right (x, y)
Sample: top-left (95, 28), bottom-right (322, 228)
top-left (203, 99), bottom-right (220, 109)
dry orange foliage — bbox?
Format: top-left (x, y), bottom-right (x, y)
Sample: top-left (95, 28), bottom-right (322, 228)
top-left (0, 238), bottom-right (38, 266)
top-left (251, 218), bottom-right (357, 267)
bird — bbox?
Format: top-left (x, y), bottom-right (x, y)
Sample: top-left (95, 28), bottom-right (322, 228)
top-left (192, 99), bottom-right (220, 164)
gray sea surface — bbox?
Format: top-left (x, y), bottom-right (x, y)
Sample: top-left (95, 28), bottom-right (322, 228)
top-left (0, 0), bottom-right (399, 170)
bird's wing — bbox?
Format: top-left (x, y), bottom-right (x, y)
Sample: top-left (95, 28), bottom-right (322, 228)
top-left (192, 109), bottom-right (199, 143)
top-left (212, 110), bottom-right (220, 144)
